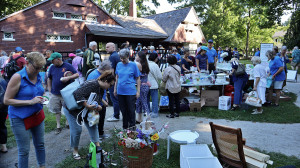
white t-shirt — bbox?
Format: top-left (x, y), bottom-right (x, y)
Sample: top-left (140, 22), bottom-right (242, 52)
top-left (253, 64), bottom-right (268, 88)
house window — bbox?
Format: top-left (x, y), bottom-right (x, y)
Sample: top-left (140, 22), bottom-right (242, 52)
top-left (2, 32), bottom-right (15, 41)
top-left (46, 35), bottom-right (72, 42)
top-left (53, 12), bottom-right (66, 19)
top-left (86, 15), bottom-right (97, 22)
top-left (71, 14), bottom-right (82, 20)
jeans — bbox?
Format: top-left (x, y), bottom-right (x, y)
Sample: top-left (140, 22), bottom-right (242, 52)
top-left (10, 118), bottom-right (45, 168)
top-left (98, 106), bottom-right (106, 135)
top-left (147, 89), bottom-right (159, 117)
top-left (108, 86), bottom-right (120, 119)
top-left (0, 111), bottom-right (8, 144)
top-left (118, 95), bottom-right (136, 129)
top-left (233, 77), bottom-right (247, 105)
top-left (63, 107), bottom-right (99, 148)
top-left (166, 89), bottom-right (180, 115)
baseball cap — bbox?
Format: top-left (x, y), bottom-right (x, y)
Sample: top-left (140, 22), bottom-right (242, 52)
top-left (48, 52), bottom-right (62, 61)
top-left (208, 39), bottom-right (213, 43)
top-left (201, 46), bottom-right (209, 51)
top-left (15, 47), bottom-right (23, 52)
top-left (69, 53), bottom-right (76, 57)
top-left (76, 49), bottom-right (82, 53)
top-left (137, 43), bottom-right (142, 46)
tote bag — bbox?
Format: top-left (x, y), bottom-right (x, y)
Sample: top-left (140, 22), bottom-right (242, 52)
top-left (60, 81), bottom-right (82, 110)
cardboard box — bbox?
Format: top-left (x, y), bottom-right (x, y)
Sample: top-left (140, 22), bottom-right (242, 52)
top-left (201, 90), bottom-right (220, 106)
top-left (218, 96), bottom-right (231, 110)
top-left (189, 99), bottom-right (205, 112)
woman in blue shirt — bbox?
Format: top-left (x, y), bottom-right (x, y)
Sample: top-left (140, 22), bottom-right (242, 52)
top-left (196, 46), bottom-right (209, 72)
top-left (230, 58), bottom-right (248, 110)
top-left (181, 50), bottom-right (193, 74)
top-left (266, 50), bottom-right (285, 106)
top-left (114, 49), bottom-right (141, 129)
top-left (4, 52), bottom-right (46, 168)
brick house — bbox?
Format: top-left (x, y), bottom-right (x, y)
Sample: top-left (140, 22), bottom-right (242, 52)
top-left (0, 0), bottom-right (205, 53)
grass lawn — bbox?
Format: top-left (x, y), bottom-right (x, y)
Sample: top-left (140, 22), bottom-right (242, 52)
top-left (161, 92), bottom-right (300, 123)
top-left (55, 136), bottom-right (300, 168)
top-left (5, 107), bottom-right (66, 148)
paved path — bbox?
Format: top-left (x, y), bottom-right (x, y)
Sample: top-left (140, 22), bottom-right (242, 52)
top-left (0, 80), bottom-right (299, 168)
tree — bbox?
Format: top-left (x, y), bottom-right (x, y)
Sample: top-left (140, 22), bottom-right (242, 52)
top-left (284, 9), bottom-right (300, 49)
top-left (103, 0), bottom-right (159, 17)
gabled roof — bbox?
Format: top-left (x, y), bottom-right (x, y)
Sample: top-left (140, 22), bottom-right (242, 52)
top-left (145, 7), bottom-right (193, 42)
top-left (86, 15), bottom-right (168, 39)
top-left (272, 30), bottom-right (287, 38)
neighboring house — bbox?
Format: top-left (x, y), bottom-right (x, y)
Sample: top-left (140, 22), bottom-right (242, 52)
top-left (146, 6), bottom-right (206, 52)
top-left (0, 0), bottom-right (206, 54)
top-left (272, 30), bottom-right (287, 50)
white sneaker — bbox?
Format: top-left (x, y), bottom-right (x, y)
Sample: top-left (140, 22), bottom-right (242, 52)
top-left (251, 109), bottom-right (263, 115)
top-left (107, 116), bottom-right (119, 122)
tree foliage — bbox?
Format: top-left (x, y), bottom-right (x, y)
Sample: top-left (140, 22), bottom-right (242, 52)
top-left (103, 0), bottom-right (159, 17)
top-left (284, 9), bottom-right (300, 49)
top-left (0, 0), bottom-right (41, 18)
top-left (167, 0), bottom-right (296, 56)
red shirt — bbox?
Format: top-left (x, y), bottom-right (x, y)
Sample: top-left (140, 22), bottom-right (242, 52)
top-left (8, 53), bottom-right (26, 70)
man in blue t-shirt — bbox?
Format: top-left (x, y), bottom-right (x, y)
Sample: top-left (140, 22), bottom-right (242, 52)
top-left (106, 42), bottom-right (121, 122)
top-left (47, 52), bottom-right (79, 134)
top-left (206, 39), bottom-right (217, 73)
top-left (254, 48), bottom-right (260, 56)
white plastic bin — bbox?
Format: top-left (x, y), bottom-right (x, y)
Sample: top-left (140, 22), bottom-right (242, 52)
top-left (186, 157), bottom-right (222, 168)
top-left (180, 144), bottom-right (214, 168)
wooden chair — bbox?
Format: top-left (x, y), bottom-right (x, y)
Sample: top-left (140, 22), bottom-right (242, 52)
top-left (209, 122), bottom-right (247, 168)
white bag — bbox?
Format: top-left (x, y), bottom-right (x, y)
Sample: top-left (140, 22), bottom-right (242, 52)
top-left (245, 91), bottom-right (262, 107)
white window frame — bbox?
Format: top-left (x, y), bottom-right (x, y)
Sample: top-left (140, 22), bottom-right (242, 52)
top-left (86, 15), bottom-right (97, 23)
top-left (2, 32), bottom-right (15, 41)
top-left (53, 12), bottom-right (66, 19)
top-left (45, 34), bottom-right (73, 43)
top-left (71, 14), bottom-right (82, 21)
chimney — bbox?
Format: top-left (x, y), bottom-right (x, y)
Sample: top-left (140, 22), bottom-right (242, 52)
top-left (129, 0), bottom-right (137, 18)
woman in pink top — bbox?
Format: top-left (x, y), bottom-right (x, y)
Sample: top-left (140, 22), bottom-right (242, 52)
top-left (71, 50), bottom-right (84, 84)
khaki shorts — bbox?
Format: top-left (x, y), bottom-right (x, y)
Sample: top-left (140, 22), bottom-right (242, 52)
top-left (48, 94), bottom-right (64, 114)
top-left (271, 81), bottom-right (283, 90)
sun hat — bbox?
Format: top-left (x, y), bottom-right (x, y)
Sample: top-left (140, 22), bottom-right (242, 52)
top-left (201, 46), bottom-right (209, 51)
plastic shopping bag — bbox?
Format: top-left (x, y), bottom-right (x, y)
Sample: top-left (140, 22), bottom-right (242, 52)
top-left (245, 91), bottom-right (262, 107)
top-left (266, 76), bottom-right (273, 88)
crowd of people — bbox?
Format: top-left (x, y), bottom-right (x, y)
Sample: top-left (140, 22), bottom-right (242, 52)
top-left (0, 39), bottom-right (300, 168)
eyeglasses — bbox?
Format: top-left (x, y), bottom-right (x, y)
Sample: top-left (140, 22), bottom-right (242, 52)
top-left (29, 61), bottom-right (43, 71)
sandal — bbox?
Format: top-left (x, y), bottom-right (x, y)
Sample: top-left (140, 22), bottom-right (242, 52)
top-left (174, 113), bottom-right (179, 117)
top-left (230, 105), bottom-right (239, 111)
top-left (166, 114), bottom-right (174, 118)
top-left (55, 128), bottom-right (62, 135)
top-left (73, 153), bottom-right (81, 160)
top-left (0, 149), bottom-right (8, 153)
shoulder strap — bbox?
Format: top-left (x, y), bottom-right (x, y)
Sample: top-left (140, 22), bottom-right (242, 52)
top-left (170, 65), bottom-right (180, 76)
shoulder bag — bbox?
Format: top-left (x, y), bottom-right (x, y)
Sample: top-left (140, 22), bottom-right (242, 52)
top-left (234, 63), bottom-right (246, 76)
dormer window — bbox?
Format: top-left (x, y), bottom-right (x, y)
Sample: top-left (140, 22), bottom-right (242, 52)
top-left (71, 14), bottom-right (82, 20)
top-left (2, 32), bottom-right (15, 41)
top-left (53, 12), bottom-right (66, 19)
top-left (86, 15), bottom-right (97, 22)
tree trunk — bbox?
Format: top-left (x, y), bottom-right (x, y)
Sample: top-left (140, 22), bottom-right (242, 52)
top-left (246, 8), bottom-right (251, 59)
